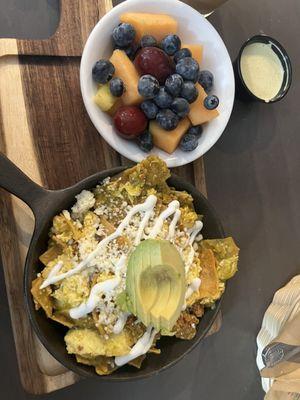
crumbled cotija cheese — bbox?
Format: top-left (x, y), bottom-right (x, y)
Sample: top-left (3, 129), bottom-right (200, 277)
top-left (71, 190), bottom-right (95, 219)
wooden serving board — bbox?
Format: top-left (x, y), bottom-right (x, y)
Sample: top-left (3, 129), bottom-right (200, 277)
top-left (0, 0), bottom-right (221, 394)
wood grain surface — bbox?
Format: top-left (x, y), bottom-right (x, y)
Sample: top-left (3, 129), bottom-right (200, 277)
top-left (0, 0), bottom-right (214, 394)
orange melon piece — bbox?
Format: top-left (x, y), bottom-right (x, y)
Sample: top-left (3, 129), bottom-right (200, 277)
top-left (188, 83), bottom-right (219, 125)
top-left (110, 49), bottom-right (143, 106)
top-left (120, 13), bottom-right (178, 42)
top-left (150, 118), bottom-right (191, 154)
top-left (182, 44), bottom-right (203, 64)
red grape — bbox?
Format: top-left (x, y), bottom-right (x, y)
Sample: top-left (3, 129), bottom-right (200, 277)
top-left (134, 47), bottom-right (175, 85)
top-left (114, 106), bottom-right (147, 139)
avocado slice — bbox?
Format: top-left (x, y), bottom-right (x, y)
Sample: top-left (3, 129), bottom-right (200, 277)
top-left (126, 239), bottom-right (186, 331)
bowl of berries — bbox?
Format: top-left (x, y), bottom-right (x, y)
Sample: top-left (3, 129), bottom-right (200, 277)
top-left (80, 0), bottom-right (234, 167)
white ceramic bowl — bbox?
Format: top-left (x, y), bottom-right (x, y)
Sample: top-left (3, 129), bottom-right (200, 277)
top-left (80, 0), bottom-right (235, 167)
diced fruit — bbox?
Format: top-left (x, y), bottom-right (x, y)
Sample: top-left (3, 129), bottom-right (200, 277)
top-left (140, 100), bottom-right (159, 120)
top-left (188, 84), bottom-right (219, 125)
top-left (120, 13), bottom-right (178, 42)
top-left (175, 57), bottom-right (199, 82)
top-left (204, 94), bottom-right (219, 110)
top-left (92, 60), bottom-right (115, 84)
top-left (171, 97), bottom-right (190, 118)
top-left (135, 47), bottom-right (175, 85)
top-left (137, 130), bottom-right (154, 152)
top-left (138, 75), bottom-right (160, 99)
top-left (94, 83), bottom-right (117, 111)
top-left (122, 42), bottom-right (140, 60)
top-left (154, 87), bottom-right (173, 109)
top-left (165, 74), bottom-right (183, 97)
top-left (112, 23), bottom-right (136, 47)
top-left (198, 70), bottom-right (214, 92)
top-left (156, 109), bottom-right (179, 131)
top-left (179, 133), bottom-right (198, 151)
top-left (141, 35), bottom-right (157, 48)
top-left (110, 50), bottom-right (143, 105)
top-left (187, 125), bottom-right (203, 137)
top-left (114, 106), bottom-right (147, 138)
top-left (180, 81), bottom-right (199, 103)
top-left (109, 77), bottom-right (125, 97)
top-left (161, 34), bottom-right (181, 56)
top-left (182, 43), bottom-right (203, 64)
top-left (107, 99), bottom-right (123, 117)
top-left (150, 117), bottom-right (191, 153)
top-left (174, 48), bottom-right (192, 64)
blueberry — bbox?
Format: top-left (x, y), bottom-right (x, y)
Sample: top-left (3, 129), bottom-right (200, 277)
top-left (161, 34), bottom-right (181, 56)
top-left (180, 81), bottom-right (199, 103)
top-left (180, 133), bottom-right (198, 151)
top-left (198, 70), bottom-right (214, 92)
top-left (124, 43), bottom-right (140, 60)
top-left (156, 109), bottom-right (179, 131)
top-left (154, 87), bottom-right (173, 108)
top-left (109, 77), bottom-right (124, 97)
top-left (140, 100), bottom-right (159, 119)
top-left (165, 74), bottom-right (183, 97)
top-left (92, 59), bottom-right (115, 84)
top-left (174, 48), bottom-right (192, 64)
top-left (138, 131), bottom-right (154, 152)
top-left (187, 125), bottom-right (203, 137)
top-left (176, 57), bottom-right (199, 82)
top-left (171, 97), bottom-right (190, 118)
top-left (138, 75), bottom-right (160, 99)
top-left (204, 95), bottom-right (219, 110)
top-left (112, 23), bottom-right (136, 47)
top-left (141, 35), bottom-right (157, 48)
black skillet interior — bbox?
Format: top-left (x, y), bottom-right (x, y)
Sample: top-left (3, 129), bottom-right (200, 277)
top-left (22, 165), bottom-right (225, 380)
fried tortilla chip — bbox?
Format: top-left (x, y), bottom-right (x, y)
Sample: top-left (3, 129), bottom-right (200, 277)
top-left (198, 248), bottom-right (220, 300)
top-left (39, 244), bottom-right (63, 267)
top-left (200, 237), bottom-right (239, 281)
top-left (31, 276), bottom-right (53, 317)
top-left (51, 312), bottom-right (74, 328)
top-left (128, 355), bottom-right (146, 368)
top-left (76, 355), bottom-right (117, 375)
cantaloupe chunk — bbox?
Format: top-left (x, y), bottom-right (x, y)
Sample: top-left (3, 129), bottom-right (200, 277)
top-left (182, 44), bottom-right (203, 64)
top-left (110, 50), bottom-right (143, 106)
top-left (120, 13), bottom-right (178, 42)
top-left (150, 118), bottom-right (191, 154)
top-left (188, 83), bottom-right (219, 125)
top-left (94, 83), bottom-right (117, 112)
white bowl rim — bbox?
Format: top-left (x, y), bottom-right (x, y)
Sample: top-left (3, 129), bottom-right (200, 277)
top-left (80, 0), bottom-right (235, 167)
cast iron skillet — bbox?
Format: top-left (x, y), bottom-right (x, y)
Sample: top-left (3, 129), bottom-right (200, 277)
top-left (0, 153), bottom-right (225, 380)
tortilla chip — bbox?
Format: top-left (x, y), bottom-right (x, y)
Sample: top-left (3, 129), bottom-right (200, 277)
top-left (51, 312), bottom-right (74, 328)
top-left (200, 237), bottom-right (239, 281)
top-left (31, 276), bottom-right (53, 317)
top-left (128, 355), bottom-right (146, 368)
top-left (39, 244), bottom-right (63, 266)
top-left (76, 355), bottom-right (117, 375)
top-left (198, 249), bottom-right (220, 300)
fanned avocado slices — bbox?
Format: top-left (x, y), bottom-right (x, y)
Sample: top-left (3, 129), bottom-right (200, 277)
top-left (126, 239), bottom-right (186, 332)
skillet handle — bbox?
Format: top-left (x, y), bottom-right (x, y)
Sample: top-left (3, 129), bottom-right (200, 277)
top-left (0, 153), bottom-right (50, 215)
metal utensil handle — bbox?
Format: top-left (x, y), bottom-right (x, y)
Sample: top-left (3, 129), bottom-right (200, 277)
top-left (0, 152), bottom-right (49, 214)
top-left (262, 341), bottom-right (300, 367)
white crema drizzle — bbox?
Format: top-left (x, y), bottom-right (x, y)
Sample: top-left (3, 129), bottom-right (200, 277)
top-left (40, 195), bottom-right (204, 325)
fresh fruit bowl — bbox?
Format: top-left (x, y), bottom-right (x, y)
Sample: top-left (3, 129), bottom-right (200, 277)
top-left (80, 0), bottom-right (234, 167)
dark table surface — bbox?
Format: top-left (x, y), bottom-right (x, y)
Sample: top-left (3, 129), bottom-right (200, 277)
top-left (1, 0), bottom-right (299, 399)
